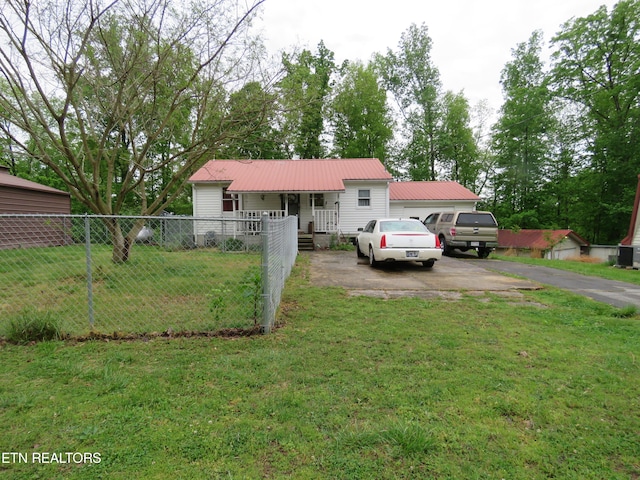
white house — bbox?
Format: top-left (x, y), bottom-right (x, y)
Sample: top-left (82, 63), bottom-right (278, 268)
top-left (188, 158), bottom-right (481, 245)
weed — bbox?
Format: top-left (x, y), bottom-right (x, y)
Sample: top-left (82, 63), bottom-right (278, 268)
top-left (208, 285), bottom-right (231, 321)
top-left (379, 421), bottom-right (437, 457)
top-left (208, 266), bottom-right (262, 324)
top-left (240, 266), bottom-right (262, 324)
top-left (4, 308), bottom-right (65, 344)
top-left (613, 305), bottom-right (637, 318)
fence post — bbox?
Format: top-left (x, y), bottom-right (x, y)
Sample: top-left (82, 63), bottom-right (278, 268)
top-left (84, 215), bottom-right (95, 329)
top-left (261, 212), bottom-right (271, 334)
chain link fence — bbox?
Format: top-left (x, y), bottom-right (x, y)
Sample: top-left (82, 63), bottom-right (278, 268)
top-left (0, 214), bottom-right (298, 339)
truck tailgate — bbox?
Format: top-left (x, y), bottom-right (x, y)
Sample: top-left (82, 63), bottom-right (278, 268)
top-left (454, 226), bottom-right (498, 242)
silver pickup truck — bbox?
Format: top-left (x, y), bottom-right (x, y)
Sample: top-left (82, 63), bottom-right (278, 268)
top-left (423, 211), bottom-right (498, 258)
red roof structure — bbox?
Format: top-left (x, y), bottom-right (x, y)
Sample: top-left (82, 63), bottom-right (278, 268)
top-left (0, 166), bottom-right (69, 196)
top-left (0, 165), bottom-right (71, 215)
top-left (389, 181), bottom-right (480, 201)
top-left (498, 229), bottom-right (589, 249)
top-left (189, 158), bottom-right (392, 192)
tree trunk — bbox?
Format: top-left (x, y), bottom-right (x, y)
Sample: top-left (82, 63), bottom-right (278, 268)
top-left (104, 218), bottom-right (144, 263)
top-left (111, 228), bottom-right (132, 264)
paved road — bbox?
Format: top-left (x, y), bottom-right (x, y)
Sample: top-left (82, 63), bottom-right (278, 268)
top-left (481, 259), bottom-right (640, 309)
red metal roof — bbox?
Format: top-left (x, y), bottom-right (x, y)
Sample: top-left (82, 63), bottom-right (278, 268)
top-left (189, 159), bottom-right (392, 192)
top-left (389, 181), bottom-right (480, 201)
top-left (498, 229), bottom-right (589, 249)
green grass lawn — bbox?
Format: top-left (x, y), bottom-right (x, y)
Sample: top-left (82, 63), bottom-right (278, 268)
top-left (0, 245), bottom-right (262, 337)
top-left (0, 256), bottom-right (638, 478)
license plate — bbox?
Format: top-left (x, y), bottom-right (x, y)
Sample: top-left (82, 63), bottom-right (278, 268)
top-left (406, 251), bottom-right (418, 258)
top-left (470, 242), bottom-right (480, 247)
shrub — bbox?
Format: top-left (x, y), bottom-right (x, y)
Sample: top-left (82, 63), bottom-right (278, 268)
top-left (5, 308), bottom-right (64, 344)
top-left (222, 238), bottom-right (244, 251)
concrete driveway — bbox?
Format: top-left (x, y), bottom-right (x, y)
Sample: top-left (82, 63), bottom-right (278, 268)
top-left (307, 250), bottom-right (538, 300)
top-left (307, 250), bottom-right (640, 308)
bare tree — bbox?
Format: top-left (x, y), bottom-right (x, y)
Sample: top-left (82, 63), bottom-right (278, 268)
top-left (0, 0), bottom-right (269, 262)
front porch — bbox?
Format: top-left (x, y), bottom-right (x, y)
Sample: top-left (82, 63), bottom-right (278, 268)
top-left (236, 209), bottom-right (339, 234)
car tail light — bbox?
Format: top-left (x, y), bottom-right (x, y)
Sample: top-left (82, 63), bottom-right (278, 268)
top-left (435, 235), bottom-right (440, 248)
top-left (450, 227), bottom-right (456, 237)
top-left (380, 234), bottom-right (387, 248)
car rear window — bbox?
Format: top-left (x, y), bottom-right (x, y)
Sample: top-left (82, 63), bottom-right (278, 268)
top-left (380, 221), bottom-right (428, 232)
top-left (455, 213), bottom-right (497, 227)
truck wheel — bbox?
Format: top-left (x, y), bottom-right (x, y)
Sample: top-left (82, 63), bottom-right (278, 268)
top-left (478, 248), bottom-right (491, 259)
top-left (439, 235), bottom-right (451, 256)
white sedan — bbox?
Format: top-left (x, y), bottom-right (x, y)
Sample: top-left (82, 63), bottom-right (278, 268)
top-left (356, 218), bottom-right (442, 268)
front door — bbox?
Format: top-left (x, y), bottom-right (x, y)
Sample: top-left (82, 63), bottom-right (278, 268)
top-left (283, 194), bottom-right (300, 228)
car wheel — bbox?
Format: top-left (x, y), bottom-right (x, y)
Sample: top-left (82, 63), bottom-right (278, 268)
top-left (422, 259), bottom-right (435, 268)
top-left (368, 246), bottom-right (379, 267)
top-left (356, 241), bottom-right (366, 258)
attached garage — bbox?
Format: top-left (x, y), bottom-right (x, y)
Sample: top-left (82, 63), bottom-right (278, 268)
top-left (388, 181), bottom-right (480, 220)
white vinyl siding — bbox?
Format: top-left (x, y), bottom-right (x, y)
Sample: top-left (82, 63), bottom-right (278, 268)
top-left (241, 193), bottom-right (281, 212)
top-left (192, 184), bottom-right (222, 218)
top-left (192, 183), bottom-right (224, 237)
top-left (339, 181), bottom-right (389, 234)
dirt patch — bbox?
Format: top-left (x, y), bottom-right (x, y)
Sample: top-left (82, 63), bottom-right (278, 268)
top-left (0, 325), bottom-right (269, 346)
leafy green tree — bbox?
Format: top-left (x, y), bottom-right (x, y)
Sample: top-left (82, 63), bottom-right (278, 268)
top-left (376, 23), bottom-right (441, 180)
top-left (0, 0), bottom-right (268, 262)
top-left (536, 100), bottom-right (592, 234)
top-left (470, 99), bottom-right (499, 198)
top-left (438, 91), bottom-right (478, 189)
top-left (550, 0), bottom-right (640, 243)
top-left (329, 61), bottom-right (394, 167)
top-left (491, 30), bottom-right (554, 229)
top-left (277, 41), bottom-right (336, 159)
top-left (218, 81), bottom-right (283, 160)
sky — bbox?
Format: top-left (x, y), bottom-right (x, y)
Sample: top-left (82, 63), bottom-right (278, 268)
top-left (256, 0), bottom-right (619, 113)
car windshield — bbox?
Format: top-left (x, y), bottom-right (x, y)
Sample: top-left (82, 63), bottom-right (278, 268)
top-left (379, 221), bottom-right (428, 233)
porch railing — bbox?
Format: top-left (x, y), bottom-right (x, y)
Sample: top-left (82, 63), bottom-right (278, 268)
top-left (313, 210), bottom-right (338, 233)
top-left (235, 209), bottom-right (338, 233)
top-left (238, 210), bottom-right (285, 233)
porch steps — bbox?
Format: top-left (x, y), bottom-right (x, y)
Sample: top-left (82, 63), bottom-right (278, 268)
top-left (298, 233), bottom-right (315, 251)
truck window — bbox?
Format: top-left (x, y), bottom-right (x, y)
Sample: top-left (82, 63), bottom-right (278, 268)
top-left (456, 213), bottom-right (497, 227)
top-left (423, 213), bottom-right (439, 226)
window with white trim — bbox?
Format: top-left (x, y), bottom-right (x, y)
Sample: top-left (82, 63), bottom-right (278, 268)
top-left (357, 189), bottom-right (371, 207)
top-left (222, 187), bottom-right (238, 212)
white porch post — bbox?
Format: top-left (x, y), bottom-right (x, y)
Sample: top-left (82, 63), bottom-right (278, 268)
top-left (311, 193), bottom-right (315, 233)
